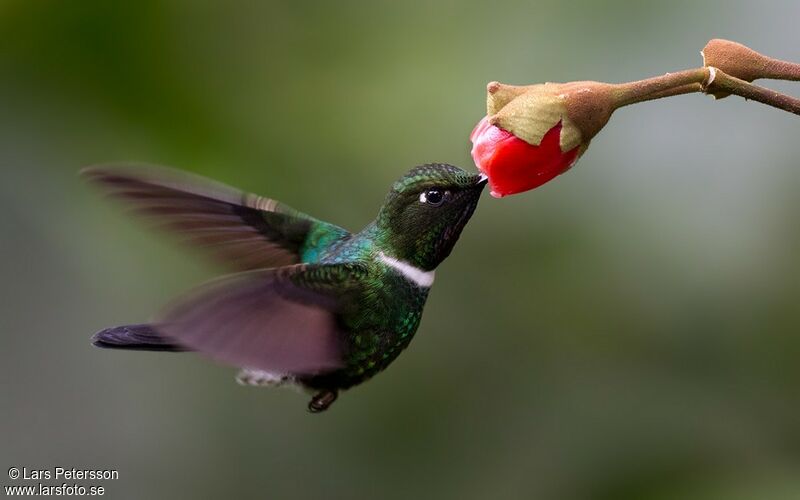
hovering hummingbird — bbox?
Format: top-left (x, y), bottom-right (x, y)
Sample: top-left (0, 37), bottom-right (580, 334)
top-left (85, 163), bottom-right (486, 412)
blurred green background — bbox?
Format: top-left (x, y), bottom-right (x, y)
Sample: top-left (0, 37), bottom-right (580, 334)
top-left (2, 1), bottom-right (800, 499)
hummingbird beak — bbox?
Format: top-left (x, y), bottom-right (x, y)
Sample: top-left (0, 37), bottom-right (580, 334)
top-left (476, 173), bottom-right (489, 186)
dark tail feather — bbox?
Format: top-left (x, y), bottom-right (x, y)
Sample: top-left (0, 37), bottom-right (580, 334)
top-left (91, 324), bottom-right (189, 352)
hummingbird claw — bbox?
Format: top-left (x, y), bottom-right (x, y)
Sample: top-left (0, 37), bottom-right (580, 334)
top-left (308, 390), bottom-right (338, 413)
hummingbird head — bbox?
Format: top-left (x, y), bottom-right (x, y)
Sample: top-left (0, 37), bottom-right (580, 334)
top-left (375, 163), bottom-right (487, 271)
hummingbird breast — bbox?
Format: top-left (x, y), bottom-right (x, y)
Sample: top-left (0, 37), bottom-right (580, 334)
top-left (300, 245), bottom-right (432, 391)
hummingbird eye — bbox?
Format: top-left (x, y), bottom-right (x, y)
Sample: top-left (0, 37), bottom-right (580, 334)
top-left (419, 189), bottom-right (449, 206)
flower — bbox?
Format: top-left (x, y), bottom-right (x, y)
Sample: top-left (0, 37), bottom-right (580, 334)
top-left (470, 81), bottom-right (617, 197)
top-left (471, 38), bottom-right (800, 198)
top-left (470, 116), bottom-right (579, 197)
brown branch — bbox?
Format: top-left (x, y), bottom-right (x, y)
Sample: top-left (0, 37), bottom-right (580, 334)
top-left (705, 68), bottom-right (800, 115)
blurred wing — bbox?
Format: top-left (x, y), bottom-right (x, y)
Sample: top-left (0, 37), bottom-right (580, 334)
top-left (82, 164), bottom-right (350, 270)
top-left (152, 262), bottom-right (367, 375)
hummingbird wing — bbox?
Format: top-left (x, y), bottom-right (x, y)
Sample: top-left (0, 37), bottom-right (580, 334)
top-left (149, 262), bottom-right (368, 375)
top-left (82, 164), bottom-right (351, 270)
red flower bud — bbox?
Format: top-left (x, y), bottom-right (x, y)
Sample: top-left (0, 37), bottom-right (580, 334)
top-left (470, 81), bottom-right (618, 197)
top-left (470, 116), bottom-right (579, 197)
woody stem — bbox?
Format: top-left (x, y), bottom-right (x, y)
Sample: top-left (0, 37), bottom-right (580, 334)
top-left (611, 68), bottom-right (711, 107)
top-left (609, 66), bottom-right (800, 116)
top-left (759, 58), bottom-right (800, 81)
top-left (706, 69), bottom-right (800, 115)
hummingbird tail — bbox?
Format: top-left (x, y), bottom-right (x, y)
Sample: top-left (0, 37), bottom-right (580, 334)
top-left (91, 324), bottom-right (189, 352)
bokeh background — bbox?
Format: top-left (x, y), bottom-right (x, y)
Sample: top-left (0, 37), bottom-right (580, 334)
top-left (2, 1), bottom-right (800, 498)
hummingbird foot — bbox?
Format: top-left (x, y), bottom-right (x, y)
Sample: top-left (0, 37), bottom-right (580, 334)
top-left (308, 390), bottom-right (338, 413)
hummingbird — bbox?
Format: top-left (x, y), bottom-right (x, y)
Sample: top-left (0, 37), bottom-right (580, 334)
top-left (84, 163), bottom-right (487, 412)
